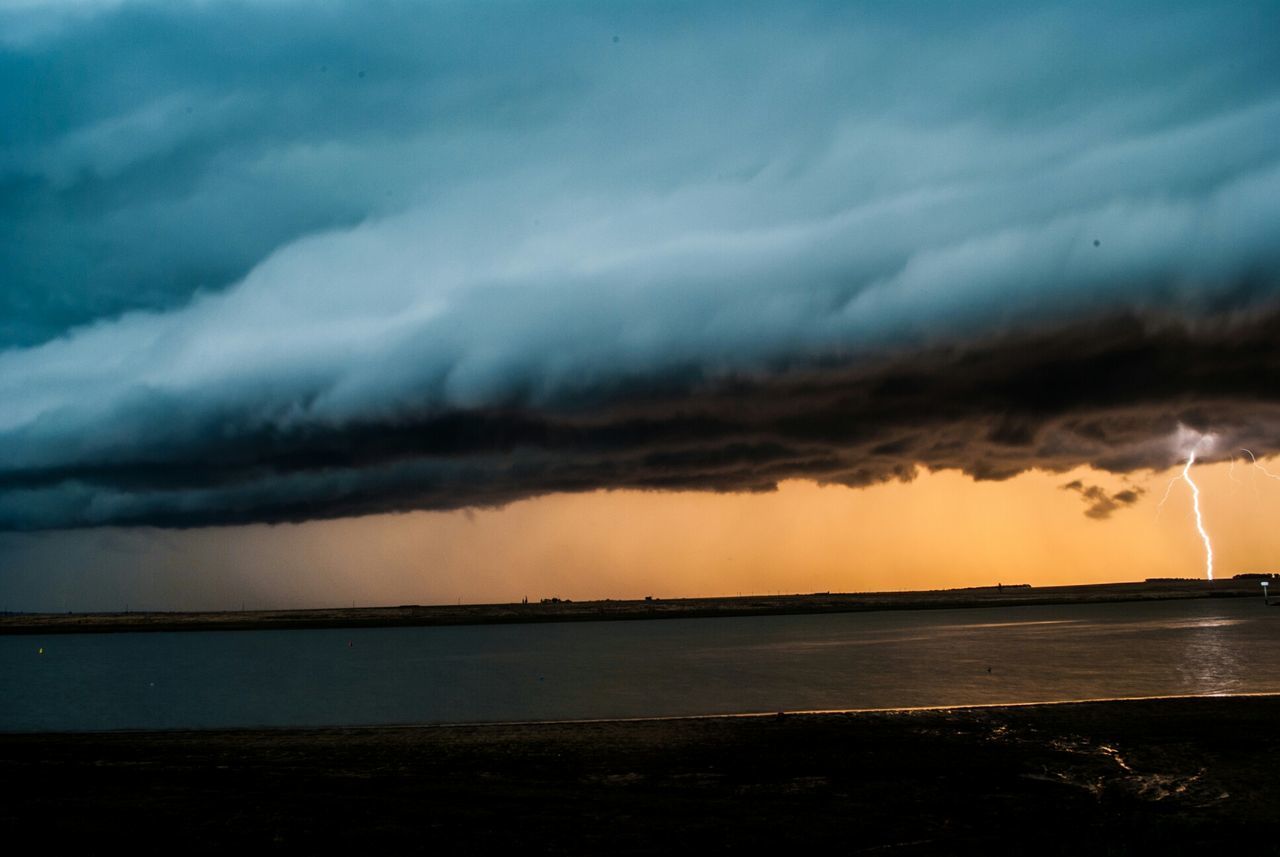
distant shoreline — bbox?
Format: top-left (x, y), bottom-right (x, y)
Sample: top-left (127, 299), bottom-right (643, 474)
top-left (1, 578), bottom-right (1268, 636)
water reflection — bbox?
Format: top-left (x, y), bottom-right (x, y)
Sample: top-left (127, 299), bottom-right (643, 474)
top-left (2, 597), bottom-right (1278, 731)
top-left (1176, 616), bottom-right (1247, 694)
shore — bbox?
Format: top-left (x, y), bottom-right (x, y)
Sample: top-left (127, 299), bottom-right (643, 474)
top-left (1, 578), bottom-right (1267, 636)
top-left (3, 695), bottom-right (1278, 854)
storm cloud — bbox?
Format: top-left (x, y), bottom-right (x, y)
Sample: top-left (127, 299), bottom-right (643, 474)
top-left (3, 0), bottom-right (1280, 529)
top-left (1061, 480), bottom-right (1146, 520)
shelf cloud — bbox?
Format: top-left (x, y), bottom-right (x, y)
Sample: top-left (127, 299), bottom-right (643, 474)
top-left (3, 0), bottom-right (1280, 529)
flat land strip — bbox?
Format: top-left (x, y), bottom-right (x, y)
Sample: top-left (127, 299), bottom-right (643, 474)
top-left (1, 578), bottom-right (1268, 635)
top-left (3, 696), bottom-right (1279, 854)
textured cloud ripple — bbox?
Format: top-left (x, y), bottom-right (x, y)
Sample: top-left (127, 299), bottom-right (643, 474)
top-left (2, 0), bottom-right (1279, 529)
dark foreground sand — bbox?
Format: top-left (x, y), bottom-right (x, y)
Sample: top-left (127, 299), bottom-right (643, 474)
top-left (3, 696), bottom-right (1280, 855)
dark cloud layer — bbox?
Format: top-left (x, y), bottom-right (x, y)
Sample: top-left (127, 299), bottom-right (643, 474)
top-left (5, 308), bottom-right (1280, 529)
top-left (1061, 480), bottom-right (1146, 520)
top-left (3, 1), bottom-right (1280, 529)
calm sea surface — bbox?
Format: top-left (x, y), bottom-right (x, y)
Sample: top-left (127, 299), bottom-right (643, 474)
top-left (4, 597), bottom-right (1279, 732)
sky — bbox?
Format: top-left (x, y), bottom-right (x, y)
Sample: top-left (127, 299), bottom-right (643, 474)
top-left (2, 0), bottom-right (1280, 610)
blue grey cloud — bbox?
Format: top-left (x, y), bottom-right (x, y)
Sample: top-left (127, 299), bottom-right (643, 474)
top-left (2, 0), bottom-right (1280, 528)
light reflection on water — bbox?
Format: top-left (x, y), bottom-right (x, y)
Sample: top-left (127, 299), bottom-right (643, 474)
top-left (2, 597), bottom-right (1278, 731)
top-left (1176, 617), bottom-right (1247, 694)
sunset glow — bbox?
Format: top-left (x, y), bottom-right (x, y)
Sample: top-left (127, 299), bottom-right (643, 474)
top-left (7, 458), bottom-right (1279, 612)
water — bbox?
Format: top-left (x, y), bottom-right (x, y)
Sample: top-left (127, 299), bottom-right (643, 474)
top-left (3, 597), bottom-right (1279, 732)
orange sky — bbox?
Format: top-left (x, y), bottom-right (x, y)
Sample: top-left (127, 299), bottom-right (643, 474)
top-left (9, 457), bottom-right (1280, 612)
top-left (148, 457), bottom-right (1280, 610)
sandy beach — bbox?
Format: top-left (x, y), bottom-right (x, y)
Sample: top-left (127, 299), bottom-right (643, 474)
top-left (4, 695), bottom-right (1279, 854)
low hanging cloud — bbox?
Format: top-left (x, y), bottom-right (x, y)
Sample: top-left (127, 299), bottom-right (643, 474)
top-left (2, 0), bottom-right (1280, 530)
top-left (1060, 480), bottom-right (1146, 520)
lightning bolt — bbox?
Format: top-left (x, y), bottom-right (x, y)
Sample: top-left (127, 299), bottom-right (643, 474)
top-left (1155, 473), bottom-right (1180, 517)
top-left (1160, 439), bottom-right (1277, 582)
top-left (1181, 447), bottom-right (1213, 581)
top-left (1241, 448), bottom-right (1280, 481)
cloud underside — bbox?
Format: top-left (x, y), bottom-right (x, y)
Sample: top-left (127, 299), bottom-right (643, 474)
top-left (4, 309), bottom-right (1280, 529)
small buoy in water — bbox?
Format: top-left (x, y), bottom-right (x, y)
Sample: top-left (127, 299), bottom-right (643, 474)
top-left (348, 640), bottom-right (353, 648)
top-left (37, 647), bottom-right (44, 655)
top-left (986, 666), bottom-right (992, 673)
